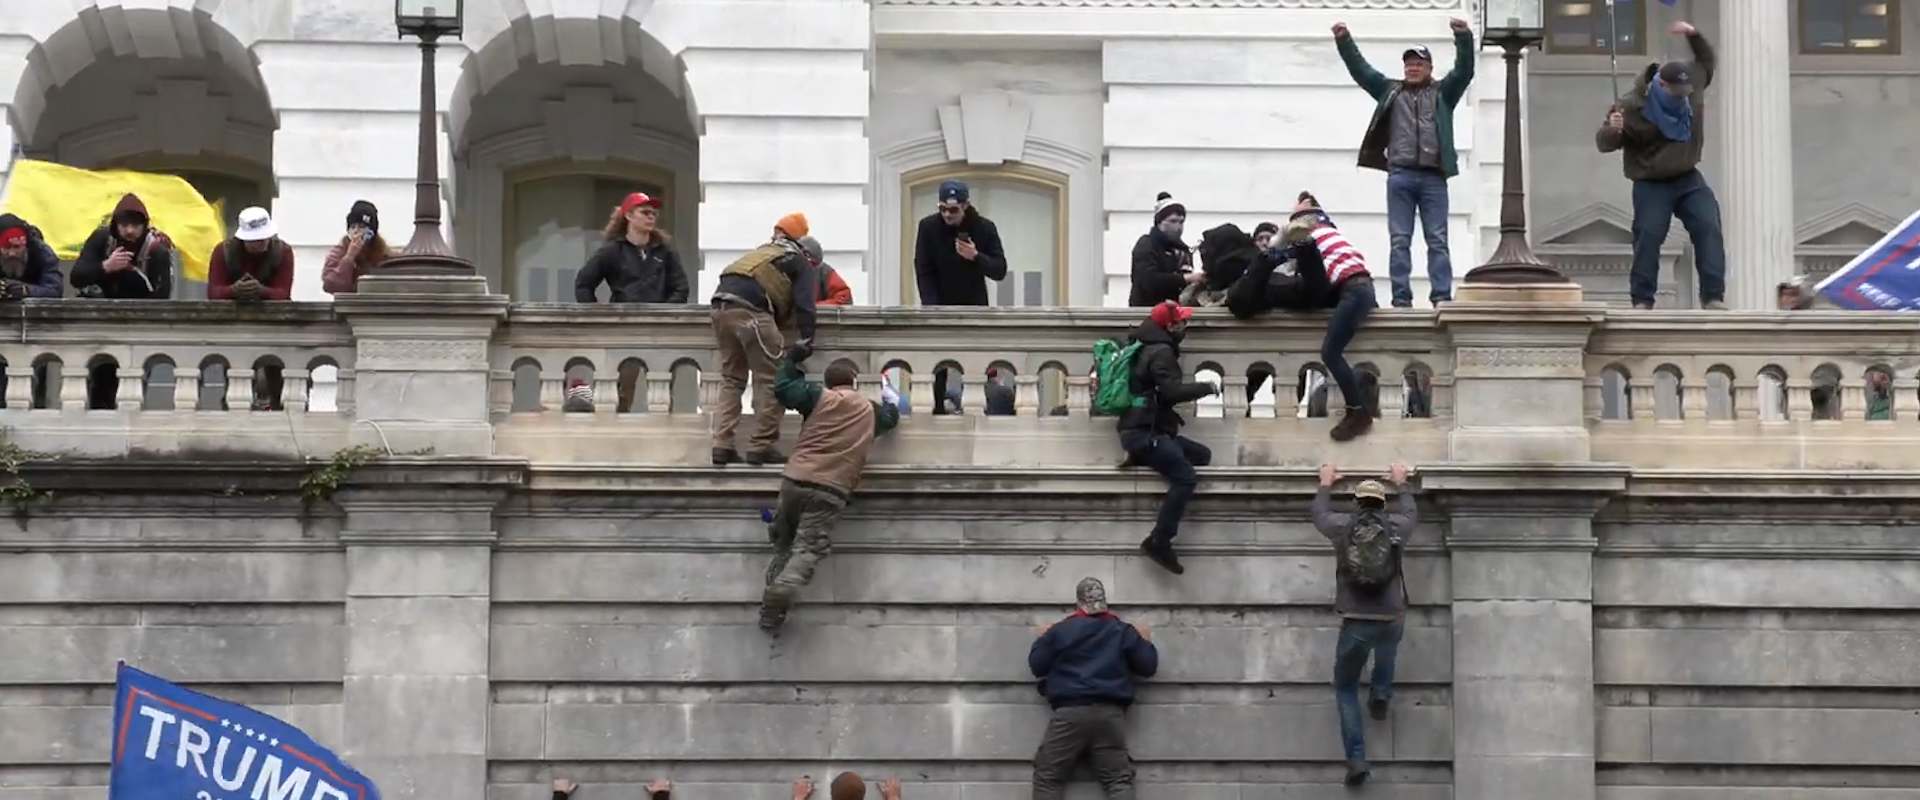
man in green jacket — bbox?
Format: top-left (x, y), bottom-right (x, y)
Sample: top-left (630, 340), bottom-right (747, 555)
top-left (1333, 17), bottom-right (1475, 308)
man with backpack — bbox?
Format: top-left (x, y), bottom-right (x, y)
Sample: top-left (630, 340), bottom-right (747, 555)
top-left (1100, 300), bottom-right (1221, 575)
top-left (1314, 460), bottom-right (1416, 787)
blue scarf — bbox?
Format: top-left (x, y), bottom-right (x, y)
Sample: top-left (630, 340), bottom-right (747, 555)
top-left (1642, 78), bottom-right (1693, 143)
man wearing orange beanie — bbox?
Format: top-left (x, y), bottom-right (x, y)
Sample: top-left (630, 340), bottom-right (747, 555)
top-left (709, 212), bottom-right (820, 466)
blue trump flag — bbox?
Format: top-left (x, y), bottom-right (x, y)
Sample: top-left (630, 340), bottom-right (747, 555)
top-left (110, 663), bottom-right (380, 800)
top-left (1815, 209), bottom-right (1920, 310)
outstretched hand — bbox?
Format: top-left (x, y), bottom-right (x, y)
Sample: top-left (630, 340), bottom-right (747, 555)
top-left (1331, 22), bottom-right (1350, 38)
top-left (793, 775), bottom-right (815, 800)
top-left (1449, 17), bottom-right (1470, 33)
top-left (1319, 463), bottom-right (1340, 487)
top-left (879, 777), bottom-right (904, 800)
top-left (1388, 462), bottom-right (1410, 485)
top-left (785, 341), bottom-right (813, 365)
top-left (1670, 20), bottom-right (1697, 37)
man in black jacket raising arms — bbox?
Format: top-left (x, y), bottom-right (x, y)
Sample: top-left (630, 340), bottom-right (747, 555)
top-left (1029, 576), bottom-right (1158, 800)
top-left (1120, 301), bottom-right (1221, 574)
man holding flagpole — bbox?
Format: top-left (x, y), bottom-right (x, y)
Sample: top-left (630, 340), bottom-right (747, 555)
top-left (1596, 19), bottom-right (1726, 311)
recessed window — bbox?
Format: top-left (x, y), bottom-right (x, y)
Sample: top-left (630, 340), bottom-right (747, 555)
top-left (901, 166), bottom-right (1067, 306)
top-left (1803, 0), bottom-right (1902, 53)
top-left (505, 162), bottom-right (675, 302)
top-left (1547, 0), bottom-right (1646, 55)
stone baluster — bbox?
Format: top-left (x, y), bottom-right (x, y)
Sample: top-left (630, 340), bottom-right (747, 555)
top-left (1014, 374), bottom-right (1039, 416)
top-left (335, 368), bottom-right (357, 417)
top-left (855, 374), bottom-right (883, 404)
top-left (647, 374), bottom-right (674, 414)
top-left (592, 374), bottom-right (619, 415)
top-left (1890, 375), bottom-right (1916, 422)
top-left (1626, 382), bottom-right (1655, 422)
top-left (173, 369), bottom-right (200, 411)
top-left (1380, 377), bottom-right (1405, 418)
top-left (700, 373), bottom-right (724, 413)
top-left (115, 366), bottom-right (142, 410)
top-left (60, 362), bottom-right (87, 412)
top-left (1732, 377), bottom-right (1760, 422)
top-left (284, 369), bottom-right (311, 413)
top-left (961, 372), bottom-right (986, 415)
top-left (5, 364), bottom-right (32, 409)
top-left (1221, 375), bottom-right (1249, 418)
top-left (909, 370), bottom-right (935, 415)
top-left (227, 368), bottom-right (255, 411)
top-left (538, 374), bottom-right (563, 413)
top-left (1582, 376), bottom-right (1603, 422)
top-left (1786, 378), bottom-right (1814, 421)
top-left (1065, 375), bottom-right (1091, 418)
top-left (1680, 379), bottom-right (1707, 421)
top-left (488, 369), bottom-right (513, 419)
top-left (1431, 374), bottom-right (1456, 419)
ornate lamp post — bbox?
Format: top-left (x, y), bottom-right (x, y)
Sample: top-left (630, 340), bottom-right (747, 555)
top-left (1464, 0), bottom-right (1565, 285)
top-left (386, 0), bottom-right (472, 275)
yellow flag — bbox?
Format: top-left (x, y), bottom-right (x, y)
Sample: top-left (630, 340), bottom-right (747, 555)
top-left (1, 159), bottom-right (226, 282)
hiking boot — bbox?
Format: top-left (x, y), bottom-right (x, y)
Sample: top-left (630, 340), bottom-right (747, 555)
top-left (712, 447), bottom-right (742, 466)
top-left (1330, 407), bottom-right (1373, 442)
top-left (1140, 535), bottom-right (1185, 575)
top-left (745, 448), bottom-right (787, 466)
top-left (1344, 759), bottom-right (1371, 787)
top-left (759, 587), bottom-right (793, 632)
top-left (1632, 301), bottom-right (1654, 310)
top-left (1702, 300), bottom-right (1728, 310)
top-left (1369, 696), bottom-right (1390, 721)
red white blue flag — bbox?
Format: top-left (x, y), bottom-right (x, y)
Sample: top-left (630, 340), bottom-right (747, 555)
top-left (1815, 209), bottom-right (1920, 310)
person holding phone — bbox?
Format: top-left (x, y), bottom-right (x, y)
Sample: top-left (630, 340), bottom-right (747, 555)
top-left (322, 200), bottom-right (390, 296)
top-left (71, 193), bottom-right (174, 299)
top-left (912, 180), bottom-right (1007, 306)
top-left (207, 206), bottom-right (295, 302)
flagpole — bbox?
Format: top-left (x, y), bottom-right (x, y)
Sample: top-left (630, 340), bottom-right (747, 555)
top-left (1606, 0), bottom-right (1622, 100)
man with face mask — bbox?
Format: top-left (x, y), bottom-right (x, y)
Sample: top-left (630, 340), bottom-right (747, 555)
top-left (1334, 18), bottom-right (1474, 308)
top-left (1597, 21), bottom-right (1724, 310)
top-left (0, 214), bottom-right (64, 300)
top-left (1128, 192), bottom-right (1198, 307)
top-left (71, 193), bottom-right (174, 299)
top-left (1118, 301), bottom-right (1221, 574)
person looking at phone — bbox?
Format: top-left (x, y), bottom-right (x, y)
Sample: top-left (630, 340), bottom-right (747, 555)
top-left (912, 179), bottom-right (1007, 306)
top-left (207, 206), bottom-right (294, 302)
top-left (322, 200), bottom-right (390, 295)
top-left (71, 193), bottom-right (174, 299)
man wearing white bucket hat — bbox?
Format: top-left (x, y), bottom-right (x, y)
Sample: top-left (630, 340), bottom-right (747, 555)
top-left (207, 206), bottom-right (293, 302)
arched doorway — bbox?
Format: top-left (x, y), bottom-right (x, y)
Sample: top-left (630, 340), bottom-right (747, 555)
top-left (450, 14), bottom-right (699, 303)
top-left (12, 5), bottom-right (276, 300)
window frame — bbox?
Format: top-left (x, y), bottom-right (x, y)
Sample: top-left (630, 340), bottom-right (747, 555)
top-left (1799, 0), bottom-right (1903, 55)
top-left (500, 158), bottom-right (678, 303)
top-left (898, 162), bottom-right (1070, 306)
top-left (1544, 0), bottom-right (1648, 56)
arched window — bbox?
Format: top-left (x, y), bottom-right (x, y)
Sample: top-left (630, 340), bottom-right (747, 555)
top-left (901, 164), bottom-right (1067, 306)
top-left (504, 160), bottom-right (677, 302)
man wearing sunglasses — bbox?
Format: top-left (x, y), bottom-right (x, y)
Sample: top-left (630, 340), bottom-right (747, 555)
top-left (913, 179), bottom-right (1008, 413)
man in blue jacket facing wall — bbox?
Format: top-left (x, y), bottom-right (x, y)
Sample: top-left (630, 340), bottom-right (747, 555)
top-left (1028, 577), bottom-right (1159, 800)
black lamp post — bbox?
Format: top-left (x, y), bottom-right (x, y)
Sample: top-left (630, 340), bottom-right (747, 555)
top-left (385, 0), bottom-right (472, 275)
top-left (1464, 0), bottom-right (1565, 285)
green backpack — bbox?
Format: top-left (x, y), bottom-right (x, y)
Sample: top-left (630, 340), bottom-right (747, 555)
top-left (1092, 338), bottom-right (1146, 416)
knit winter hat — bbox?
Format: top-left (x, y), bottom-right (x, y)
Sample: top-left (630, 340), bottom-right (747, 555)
top-left (776, 212), bottom-right (810, 240)
top-left (1253, 221), bottom-right (1280, 238)
top-left (1075, 577), bottom-right (1109, 615)
top-left (346, 200), bottom-right (379, 234)
top-left (1153, 192), bottom-right (1186, 225)
top-left (0, 228), bottom-right (25, 247)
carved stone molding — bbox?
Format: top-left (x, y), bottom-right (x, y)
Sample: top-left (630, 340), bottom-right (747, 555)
top-left (1455, 346), bottom-right (1585, 378)
top-left (876, 0), bottom-right (1463, 6)
top-left (357, 339), bottom-right (491, 372)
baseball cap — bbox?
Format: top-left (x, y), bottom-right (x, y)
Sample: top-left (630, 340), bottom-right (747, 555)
top-left (1149, 300), bottom-right (1193, 329)
top-left (1403, 45), bottom-right (1433, 62)
top-left (1075, 577), bottom-right (1109, 615)
top-left (619, 192), bottom-right (663, 216)
top-left (1354, 480), bottom-right (1388, 502)
top-left (938, 180), bottom-right (970, 204)
top-left (234, 207), bottom-right (276, 242)
top-left (1658, 61), bottom-right (1693, 86)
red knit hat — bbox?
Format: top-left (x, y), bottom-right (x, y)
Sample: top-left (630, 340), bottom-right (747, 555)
top-left (0, 228), bottom-right (25, 247)
top-left (1149, 300), bottom-right (1192, 329)
top-left (619, 192), bottom-right (663, 216)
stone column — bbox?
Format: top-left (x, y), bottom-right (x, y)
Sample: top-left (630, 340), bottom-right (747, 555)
top-left (335, 461), bottom-right (521, 800)
top-left (1716, 2), bottom-right (1796, 309)
top-left (333, 274), bottom-right (509, 456)
top-left (1438, 297), bottom-right (1604, 463)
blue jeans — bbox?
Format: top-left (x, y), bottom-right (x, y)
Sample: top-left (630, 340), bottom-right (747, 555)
top-left (1630, 168), bottom-right (1727, 308)
top-left (1323, 279), bottom-right (1377, 411)
top-left (1333, 617), bottom-right (1404, 762)
top-left (1386, 167), bottom-right (1452, 307)
top-left (1120, 432), bottom-right (1211, 543)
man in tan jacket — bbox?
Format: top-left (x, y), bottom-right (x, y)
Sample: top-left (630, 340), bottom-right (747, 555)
top-left (760, 343), bottom-right (901, 632)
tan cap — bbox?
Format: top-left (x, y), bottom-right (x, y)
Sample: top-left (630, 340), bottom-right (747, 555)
top-left (1354, 480), bottom-right (1388, 502)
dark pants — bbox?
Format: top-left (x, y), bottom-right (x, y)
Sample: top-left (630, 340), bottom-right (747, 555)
top-left (1386, 166), bottom-right (1452, 306)
top-left (1630, 168), bottom-right (1726, 307)
top-left (1121, 431), bottom-right (1211, 542)
top-left (1031, 704), bottom-right (1135, 800)
top-left (1333, 618), bottom-right (1404, 762)
top-left (1323, 279), bottom-right (1377, 412)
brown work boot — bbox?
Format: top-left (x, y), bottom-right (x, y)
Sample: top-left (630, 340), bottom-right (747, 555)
top-left (1330, 407), bottom-right (1373, 442)
top-left (745, 448), bottom-right (787, 466)
top-left (712, 447), bottom-right (741, 466)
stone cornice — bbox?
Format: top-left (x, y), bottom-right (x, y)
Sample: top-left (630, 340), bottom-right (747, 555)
top-left (872, 0), bottom-right (1463, 7)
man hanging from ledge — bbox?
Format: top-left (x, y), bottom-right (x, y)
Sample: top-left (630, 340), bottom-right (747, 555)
top-left (759, 340), bottom-right (901, 633)
top-left (710, 212), bottom-right (820, 466)
top-left (1118, 300), bottom-right (1221, 575)
top-left (1315, 460), bottom-right (1416, 788)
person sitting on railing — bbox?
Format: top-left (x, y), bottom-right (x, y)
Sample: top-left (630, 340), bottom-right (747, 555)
top-left (799, 235), bottom-right (853, 306)
top-left (322, 200), bottom-right (389, 295)
top-left (576, 192), bottom-right (689, 304)
top-left (1129, 192), bottom-right (1197, 307)
top-left (207, 207), bottom-right (294, 302)
top-left (71, 193), bottom-right (173, 299)
top-left (0, 214), bottom-right (63, 300)
top-left (709, 213), bottom-right (819, 466)
top-left (759, 341), bottom-right (900, 632)
top-left (1286, 192), bottom-right (1379, 441)
top-left (1120, 301), bottom-right (1222, 575)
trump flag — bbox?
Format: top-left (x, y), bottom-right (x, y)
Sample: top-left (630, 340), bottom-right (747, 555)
top-left (110, 663), bottom-right (380, 800)
top-left (1816, 209), bottom-right (1920, 310)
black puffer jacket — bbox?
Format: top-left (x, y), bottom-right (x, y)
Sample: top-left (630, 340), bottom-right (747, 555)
top-left (1116, 320), bottom-right (1214, 436)
top-left (1128, 229), bottom-right (1193, 307)
top-left (575, 235), bottom-right (689, 303)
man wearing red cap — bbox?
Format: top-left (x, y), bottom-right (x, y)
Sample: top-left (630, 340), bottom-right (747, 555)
top-left (1118, 300), bottom-right (1221, 574)
top-left (576, 192), bottom-right (689, 304)
top-left (0, 214), bottom-right (63, 300)
top-left (708, 212), bottom-right (819, 466)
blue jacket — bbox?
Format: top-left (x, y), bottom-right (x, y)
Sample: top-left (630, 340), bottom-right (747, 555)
top-left (1028, 612), bottom-right (1158, 708)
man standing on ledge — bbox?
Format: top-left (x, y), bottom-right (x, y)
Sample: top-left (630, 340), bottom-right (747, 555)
top-left (1334, 17), bottom-right (1475, 308)
top-left (710, 213), bottom-right (819, 466)
top-left (1597, 20), bottom-right (1725, 310)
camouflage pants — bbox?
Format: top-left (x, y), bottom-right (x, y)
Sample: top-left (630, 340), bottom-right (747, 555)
top-left (760, 479), bottom-right (848, 629)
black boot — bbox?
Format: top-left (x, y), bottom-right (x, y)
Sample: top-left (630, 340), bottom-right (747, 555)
top-left (1344, 759), bottom-right (1371, 787)
top-left (1330, 406), bottom-right (1373, 442)
top-left (1368, 695), bottom-right (1390, 721)
top-left (745, 448), bottom-right (788, 466)
top-left (712, 447), bottom-right (741, 466)
top-left (1140, 535), bottom-right (1185, 575)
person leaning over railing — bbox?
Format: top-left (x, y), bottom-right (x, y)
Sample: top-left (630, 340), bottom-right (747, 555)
top-left (70, 193), bottom-right (173, 299)
top-left (0, 214), bottom-right (64, 300)
top-left (1286, 191), bottom-right (1379, 441)
top-left (321, 200), bottom-right (390, 296)
top-left (708, 212), bottom-right (819, 466)
top-left (207, 207), bottom-right (294, 302)
top-left (799, 235), bottom-right (853, 306)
